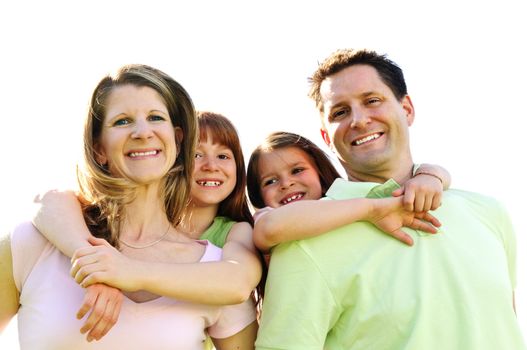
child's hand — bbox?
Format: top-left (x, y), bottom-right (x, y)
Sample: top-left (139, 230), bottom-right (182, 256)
top-left (392, 173), bottom-right (443, 212)
top-left (368, 197), bottom-right (442, 246)
top-left (71, 237), bottom-right (141, 292)
top-left (77, 284), bottom-right (123, 342)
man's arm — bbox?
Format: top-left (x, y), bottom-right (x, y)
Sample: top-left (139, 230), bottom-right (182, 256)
top-left (255, 242), bottom-right (338, 349)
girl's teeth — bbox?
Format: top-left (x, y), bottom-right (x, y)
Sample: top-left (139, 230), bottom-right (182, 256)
top-left (198, 181), bottom-right (221, 187)
top-left (130, 150), bottom-right (157, 157)
top-left (282, 193), bottom-right (303, 204)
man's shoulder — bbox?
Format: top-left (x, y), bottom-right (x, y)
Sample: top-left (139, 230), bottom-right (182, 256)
top-left (444, 188), bottom-right (504, 211)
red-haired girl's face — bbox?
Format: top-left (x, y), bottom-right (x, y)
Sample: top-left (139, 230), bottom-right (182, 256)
top-left (191, 135), bottom-right (237, 209)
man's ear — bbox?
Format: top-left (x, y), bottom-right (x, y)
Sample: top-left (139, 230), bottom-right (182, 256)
top-left (402, 95), bottom-right (415, 126)
top-left (320, 128), bottom-right (332, 147)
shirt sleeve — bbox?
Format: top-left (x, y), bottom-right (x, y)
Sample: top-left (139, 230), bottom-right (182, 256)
top-left (494, 201), bottom-right (517, 288)
top-left (207, 298), bottom-right (256, 339)
top-left (10, 221), bottom-right (50, 291)
top-left (255, 241), bottom-right (339, 350)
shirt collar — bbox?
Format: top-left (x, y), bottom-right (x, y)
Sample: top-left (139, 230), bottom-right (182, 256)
top-left (325, 178), bottom-right (401, 200)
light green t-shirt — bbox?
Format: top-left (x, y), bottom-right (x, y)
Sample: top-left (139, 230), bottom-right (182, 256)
top-left (256, 178), bottom-right (525, 349)
top-left (199, 216), bottom-right (235, 248)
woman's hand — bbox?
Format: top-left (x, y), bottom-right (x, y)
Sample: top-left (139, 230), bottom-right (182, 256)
top-left (71, 237), bottom-right (142, 291)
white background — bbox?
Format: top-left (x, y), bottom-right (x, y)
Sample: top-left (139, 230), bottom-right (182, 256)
top-left (1, 0), bottom-right (525, 347)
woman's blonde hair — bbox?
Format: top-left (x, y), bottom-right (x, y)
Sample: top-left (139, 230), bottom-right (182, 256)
top-left (77, 64), bottom-right (197, 247)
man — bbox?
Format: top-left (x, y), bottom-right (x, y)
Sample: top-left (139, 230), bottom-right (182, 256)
top-left (255, 49), bottom-right (525, 349)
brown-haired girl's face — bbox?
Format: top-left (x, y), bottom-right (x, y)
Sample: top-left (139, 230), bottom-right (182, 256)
top-left (95, 84), bottom-right (182, 184)
top-left (191, 134), bottom-right (237, 208)
top-left (257, 146), bottom-right (322, 208)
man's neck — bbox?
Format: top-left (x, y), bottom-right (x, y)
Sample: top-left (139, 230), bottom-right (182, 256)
top-left (345, 164), bottom-right (414, 185)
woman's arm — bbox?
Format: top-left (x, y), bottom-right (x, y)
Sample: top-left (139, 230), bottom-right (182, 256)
top-left (71, 222), bottom-right (263, 305)
top-left (0, 234), bottom-right (19, 332)
top-left (212, 321), bottom-right (258, 350)
top-left (253, 196), bottom-right (440, 252)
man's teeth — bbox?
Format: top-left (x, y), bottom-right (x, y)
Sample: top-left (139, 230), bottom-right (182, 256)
top-left (129, 150), bottom-right (157, 157)
top-left (354, 133), bottom-right (380, 145)
top-left (198, 181), bottom-right (221, 187)
top-left (282, 193), bottom-right (303, 204)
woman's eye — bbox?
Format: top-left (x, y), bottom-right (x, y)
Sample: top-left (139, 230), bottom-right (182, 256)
top-left (113, 118), bottom-right (131, 126)
top-left (195, 153), bottom-right (203, 159)
top-left (149, 114), bottom-right (165, 122)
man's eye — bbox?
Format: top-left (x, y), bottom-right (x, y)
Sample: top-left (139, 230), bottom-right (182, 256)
top-left (366, 98), bottom-right (381, 105)
top-left (331, 109), bottom-right (349, 120)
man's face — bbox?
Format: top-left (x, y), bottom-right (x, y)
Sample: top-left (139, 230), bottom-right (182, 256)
top-left (319, 64), bottom-right (415, 180)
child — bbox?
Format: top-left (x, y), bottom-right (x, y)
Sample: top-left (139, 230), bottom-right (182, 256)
top-left (31, 111), bottom-right (262, 345)
top-left (247, 131), bottom-right (450, 252)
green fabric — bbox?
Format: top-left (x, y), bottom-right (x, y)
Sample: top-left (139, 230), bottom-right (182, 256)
top-left (199, 216), bottom-right (236, 248)
top-left (256, 178), bottom-right (524, 349)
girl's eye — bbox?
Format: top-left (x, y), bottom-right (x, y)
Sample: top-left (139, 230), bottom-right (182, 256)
top-left (113, 118), bottom-right (131, 126)
top-left (218, 154), bottom-right (231, 160)
top-left (195, 153), bottom-right (203, 159)
top-left (292, 167), bottom-right (304, 175)
top-left (262, 178), bottom-right (277, 187)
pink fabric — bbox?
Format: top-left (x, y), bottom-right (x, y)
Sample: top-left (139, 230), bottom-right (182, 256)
top-left (11, 221), bottom-right (255, 350)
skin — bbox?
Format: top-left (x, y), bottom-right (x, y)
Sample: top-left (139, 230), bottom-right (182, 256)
top-left (31, 134), bottom-right (260, 343)
top-left (0, 235), bottom-right (18, 333)
top-left (319, 64), bottom-right (415, 184)
top-left (318, 63), bottom-right (516, 311)
top-left (23, 85), bottom-right (259, 347)
top-left (258, 146), bottom-right (323, 208)
top-left (253, 147), bottom-right (443, 252)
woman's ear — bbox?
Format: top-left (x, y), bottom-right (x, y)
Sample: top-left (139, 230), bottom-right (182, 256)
top-left (174, 127), bottom-right (184, 153)
top-left (94, 143), bottom-right (108, 166)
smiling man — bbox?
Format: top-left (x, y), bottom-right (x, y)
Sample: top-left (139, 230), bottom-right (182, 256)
top-left (255, 49), bottom-right (526, 349)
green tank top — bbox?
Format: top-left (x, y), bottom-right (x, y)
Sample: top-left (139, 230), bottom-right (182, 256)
top-left (199, 216), bottom-right (236, 248)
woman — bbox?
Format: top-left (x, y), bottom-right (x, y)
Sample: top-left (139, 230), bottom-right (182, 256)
top-left (0, 65), bottom-right (256, 349)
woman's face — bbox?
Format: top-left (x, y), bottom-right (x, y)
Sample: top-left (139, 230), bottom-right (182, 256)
top-left (96, 84), bottom-right (182, 184)
top-left (190, 133), bottom-right (237, 208)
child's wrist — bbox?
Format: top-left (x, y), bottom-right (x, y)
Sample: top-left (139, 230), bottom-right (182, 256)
top-left (413, 171), bottom-right (443, 185)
